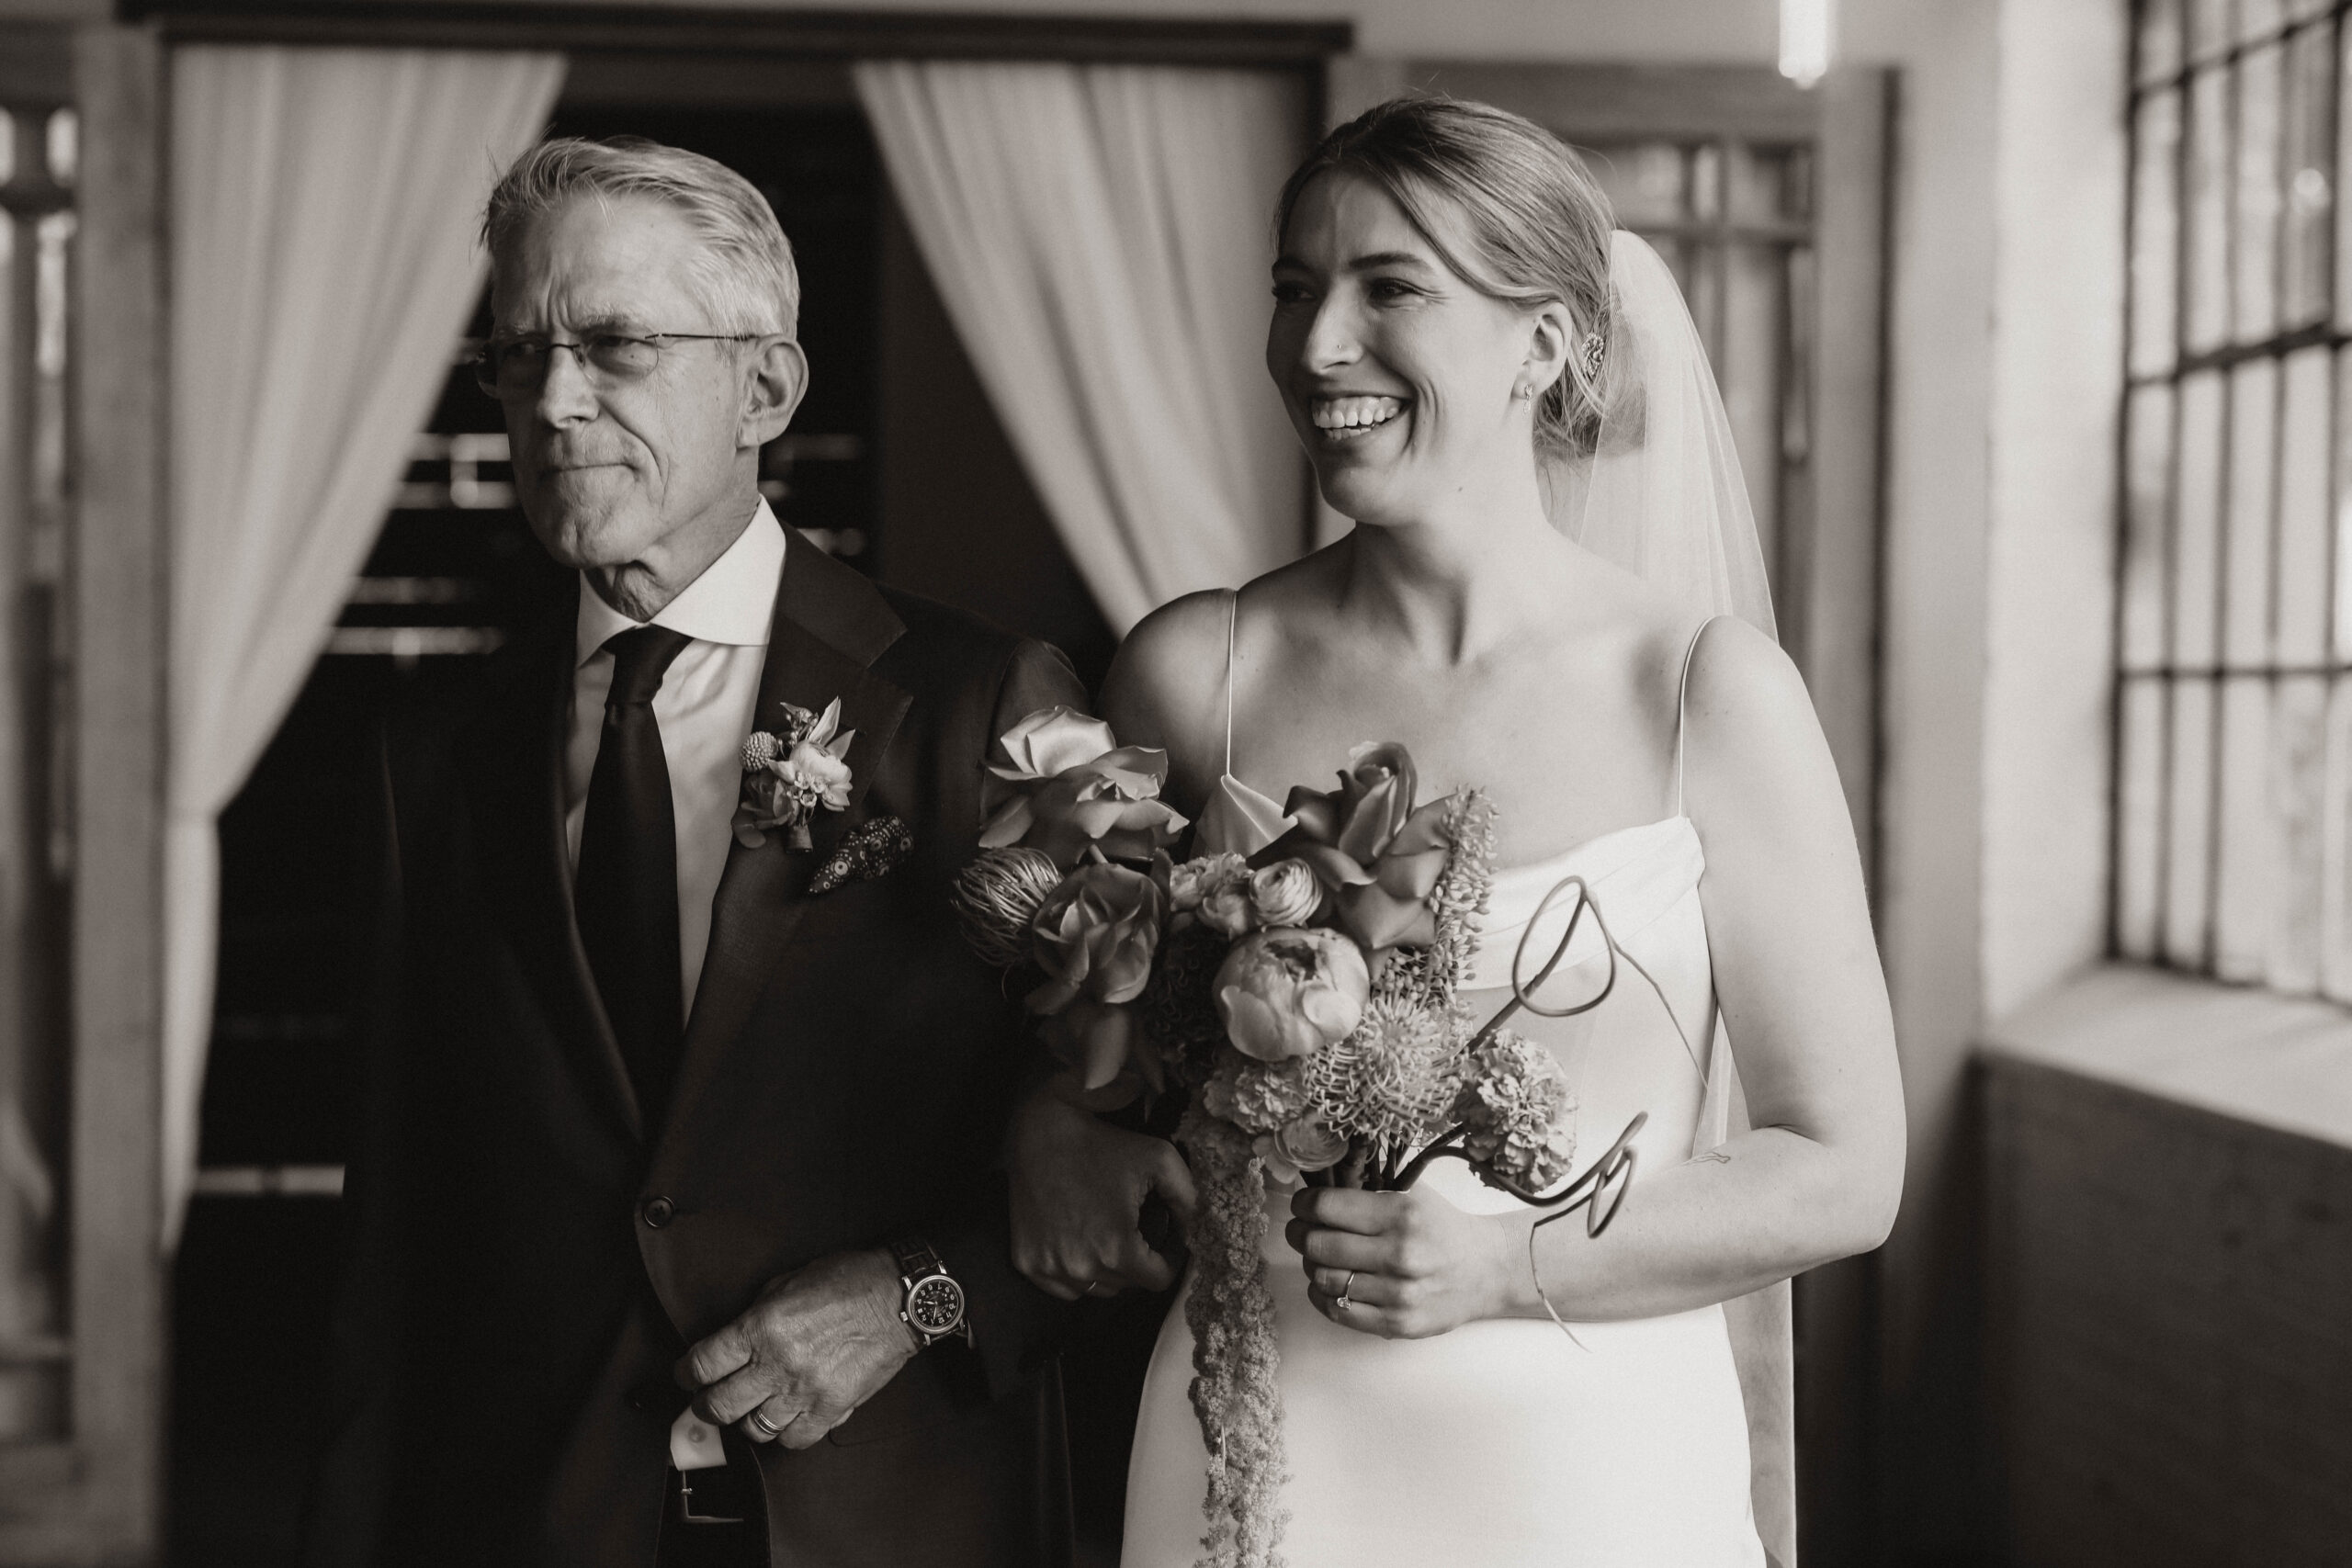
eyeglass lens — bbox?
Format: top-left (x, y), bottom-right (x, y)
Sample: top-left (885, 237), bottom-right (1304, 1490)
top-left (475, 335), bottom-right (664, 394)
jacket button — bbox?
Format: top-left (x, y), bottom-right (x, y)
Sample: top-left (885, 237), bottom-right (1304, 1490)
top-left (641, 1196), bottom-right (674, 1229)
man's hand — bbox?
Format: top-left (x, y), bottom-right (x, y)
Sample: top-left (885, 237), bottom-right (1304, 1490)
top-left (674, 1248), bottom-right (916, 1450)
top-left (1008, 1086), bottom-right (1196, 1300)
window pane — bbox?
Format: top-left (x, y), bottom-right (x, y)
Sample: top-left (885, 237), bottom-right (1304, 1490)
top-left (2133, 88), bottom-right (2184, 376)
top-left (2236, 44), bottom-right (2285, 344)
top-left (2165, 675), bottom-right (2218, 967)
top-left (2334, 349), bottom-right (2352, 659)
top-left (2289, 0), bottom-right (2334, 22)
top-left (1690, 141), bottom-right (1722, 222)
top-left (1727, 143), bottom-right (1802, 226)
top-left (2214, 675), bottom-right (2273, 979)
top-left (2282, 25), bottom-right (2335, 327)
top-left (2118, 676), bottom-right (2170, 959)
top-left (2277, 346), bottom-right (2332, 662)
top-left (2322, 675), bottom-right (2352, 998)
top-left (2141, 0), bottom-right (2187, 84)
top-left (2271, 672), bottom-right (2328, 990)
top-left (2225, 357), bottom-right (2279, 665)
top-left (2188, 0), bottom-right (2233, 62)
top-left (2177, 369), bottom-right (2227, 665)
top-left (2188, 65), bottom-right (2231, 354)
top-left (1585, 141), bottom-right (1687, 229)
top-left (2240, 0), bottom-right (2286, 43)
top-left (1687, 244), bottom-right (1724, 372)
top-left (2125, 383), bottom-right (2177, 671)
top-left (2335, 27), bottom-right (2352, 328)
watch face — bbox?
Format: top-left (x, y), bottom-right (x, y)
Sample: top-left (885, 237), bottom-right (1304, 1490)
top-left (908, 1275), bottom-right (965, 1335)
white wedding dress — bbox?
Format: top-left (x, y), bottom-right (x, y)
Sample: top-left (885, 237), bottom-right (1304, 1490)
top-left (1121, 616), bottom-right (1769, 1568)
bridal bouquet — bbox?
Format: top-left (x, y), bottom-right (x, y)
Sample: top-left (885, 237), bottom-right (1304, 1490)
top-left (955, 715), bottom-right (1596, 1568)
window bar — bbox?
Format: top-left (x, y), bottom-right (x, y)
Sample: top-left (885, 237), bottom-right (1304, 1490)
top-left (2202, 48), bottom-right (2245, 974)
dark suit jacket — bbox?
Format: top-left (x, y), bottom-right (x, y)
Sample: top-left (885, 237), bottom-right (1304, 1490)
top-left (305, 527), bottom-right (1085, 1568)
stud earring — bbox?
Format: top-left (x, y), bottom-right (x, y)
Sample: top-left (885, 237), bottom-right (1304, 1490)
top-left (1582, 332), bottom-right (1606, 377)
top-left (1512, 382), bottom-right (1533, 402)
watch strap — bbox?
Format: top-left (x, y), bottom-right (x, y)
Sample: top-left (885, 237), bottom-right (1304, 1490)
top-left (889, 1237), bottom-right (942, 1284)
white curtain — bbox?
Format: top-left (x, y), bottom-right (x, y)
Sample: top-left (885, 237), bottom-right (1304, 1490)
top-left (164, 46), bottom-right (565, 1245)
top-left (854, 62), bottom-right (1306, 633)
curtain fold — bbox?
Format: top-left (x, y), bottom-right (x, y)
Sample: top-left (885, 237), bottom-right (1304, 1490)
top-left (854, 61), bottom-right (1306, 633)
top-left (164, 45), bottom-right (564, 1245)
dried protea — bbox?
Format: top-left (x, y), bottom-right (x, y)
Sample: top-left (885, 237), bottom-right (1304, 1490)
top-left (949, 846), bottom-right (1064, 969)
top-left (1305, 991), bottom-right (1462, 1161)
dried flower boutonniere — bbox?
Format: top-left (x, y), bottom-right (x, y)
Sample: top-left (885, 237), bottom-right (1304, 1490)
top-left (735, 697), bottom-right (857, 850)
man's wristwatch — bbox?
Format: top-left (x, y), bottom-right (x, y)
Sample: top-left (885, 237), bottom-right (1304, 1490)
top-left (890, 1238), bottom-right (971, 1349)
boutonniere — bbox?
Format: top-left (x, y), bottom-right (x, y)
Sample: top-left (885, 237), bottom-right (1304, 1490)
top-left (736, 697), bottom-right (858, 850)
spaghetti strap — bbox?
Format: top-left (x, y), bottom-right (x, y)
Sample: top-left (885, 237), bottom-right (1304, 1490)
top-left (1223, 588), bottom-right (1239, 781)
top-left (1672, 616), bottom-right (1722, 817)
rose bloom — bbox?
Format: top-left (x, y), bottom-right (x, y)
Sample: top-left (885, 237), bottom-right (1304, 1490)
top-left (981, 706), bottom-right (1187, 866)
top-left (1214, 926), bottom-right (1371, 1062)
top-left (1030, 863), bottom-right (1167, 1012)
top-left (1248, 858), bottom-right (1323, 929)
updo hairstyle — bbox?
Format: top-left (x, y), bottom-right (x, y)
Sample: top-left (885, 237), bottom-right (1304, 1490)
top-left (1273, 96), bottom-right (1625, 459)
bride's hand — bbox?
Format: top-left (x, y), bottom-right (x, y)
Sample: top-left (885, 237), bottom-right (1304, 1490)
top-left (1285, 1183), bottom-right (1521, 1339)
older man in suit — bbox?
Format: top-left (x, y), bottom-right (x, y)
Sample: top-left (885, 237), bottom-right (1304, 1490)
top-left (305, 135), bottom-right (1086, 1568)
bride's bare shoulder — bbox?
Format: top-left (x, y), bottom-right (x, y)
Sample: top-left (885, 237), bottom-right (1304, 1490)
top-left (1099, 589), bottom-right (1233, 753)
top-left (1679, 615), bottom-right (1835, 807)
top-left (1104, 543), bottom-right (1350, 735)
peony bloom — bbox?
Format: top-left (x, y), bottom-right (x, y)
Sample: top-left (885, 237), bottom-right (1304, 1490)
top-left (1214, 927), bottom-right (1371, 1063)
top-left (1029, 862), bottom-right (1167, 1014)
top-left (980, 706), bottom-right (1188, 867)
top-left (1248, 859), bottom-right (1324, 929)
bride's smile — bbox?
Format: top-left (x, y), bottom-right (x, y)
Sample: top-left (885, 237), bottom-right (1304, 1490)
top-left (1267, 167), bottom-right (1575, 534)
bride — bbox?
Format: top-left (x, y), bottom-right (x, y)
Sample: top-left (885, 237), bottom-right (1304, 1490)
top-left (1009, 96), bottom-right (1904, 1568)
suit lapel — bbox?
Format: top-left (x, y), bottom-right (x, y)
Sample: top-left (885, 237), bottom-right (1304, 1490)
top-left (658, 534), bottom-right (912, 1144)
top-left (458, 611), bottom-right (644, 1144)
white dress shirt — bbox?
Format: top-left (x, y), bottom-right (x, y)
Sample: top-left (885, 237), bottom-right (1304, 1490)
top-left (565, 500), bottom-right (786, 1020)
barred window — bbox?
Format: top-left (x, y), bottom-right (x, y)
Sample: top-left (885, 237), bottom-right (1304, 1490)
top-left (2117, 0), bottom-right (2352, 990)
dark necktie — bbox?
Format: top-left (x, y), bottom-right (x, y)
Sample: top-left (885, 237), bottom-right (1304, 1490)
top-left (574, 624), bottom-right (695, 1126)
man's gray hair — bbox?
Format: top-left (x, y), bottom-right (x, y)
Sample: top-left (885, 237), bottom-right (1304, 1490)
top-left (482, 135), bottom-right (800, 338)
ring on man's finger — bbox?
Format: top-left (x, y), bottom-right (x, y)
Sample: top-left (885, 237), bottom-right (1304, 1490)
top-left (1083, 1280), bottom-right (1105, 1297)
top-left (747, 1409), bottom-right (782, 1438)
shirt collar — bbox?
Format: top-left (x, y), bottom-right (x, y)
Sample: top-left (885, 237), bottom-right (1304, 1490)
top-left (573, 498), bottom-right (787, 667)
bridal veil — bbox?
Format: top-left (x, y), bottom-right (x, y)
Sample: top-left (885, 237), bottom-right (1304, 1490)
top-left (1556, 227), bottom-right (1797, 1568)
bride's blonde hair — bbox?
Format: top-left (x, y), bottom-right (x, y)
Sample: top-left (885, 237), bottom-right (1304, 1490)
top-left (1273, 96), bottom-right (1628, 460)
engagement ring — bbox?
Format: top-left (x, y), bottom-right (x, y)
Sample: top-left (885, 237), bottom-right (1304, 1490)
top-left (1336, 1270), bottom-right (1356, 1313)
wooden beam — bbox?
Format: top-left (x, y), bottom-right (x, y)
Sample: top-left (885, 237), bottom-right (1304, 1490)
top-left (1373, 62), bottom-right (1820, 144)
top-left (130, 1), bottom-right (1353, 67)
top-left (53, 19), bottom-right (164, 1565)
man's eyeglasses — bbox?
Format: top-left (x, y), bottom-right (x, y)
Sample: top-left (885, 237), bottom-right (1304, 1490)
top-left (471, 332), bottom-right (763, 396)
